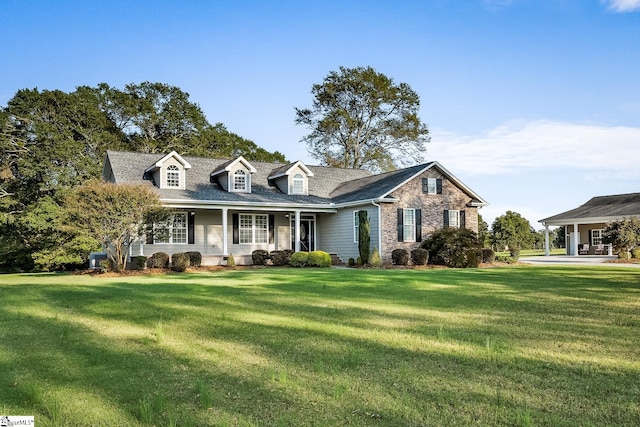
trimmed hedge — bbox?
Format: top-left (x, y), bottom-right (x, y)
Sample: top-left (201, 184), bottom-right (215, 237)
top-left (171, 252), bottom-right (190, 272)
top-left (420, 227), bottom-right (480, 268)
top-left (185, 251), bottom-right (202, 267)
top-left (135, 256), bottom-right (147, 271)
top-left (227, 254), bottom-right (236, 268)
top-left (290, 252), bottom-right (309, 267)
top-left (369, 248), bottom-right (382, 267)
top-left (391, 248), bottom-right (409, 266)
top-left (148, 252), bottom-right (170, 268)
top-left (307, 250), bottom-right (332, 267)
top-left (252, 249), bottom-right (270, 266)
top-left (411, 248), bottom-right (429, 265)
top-left (465, 248), bottom-right (482, 268)
top-left (269, 250), bottom-right (289, 266)
top-left (481, 248), bottom-right (496, 264)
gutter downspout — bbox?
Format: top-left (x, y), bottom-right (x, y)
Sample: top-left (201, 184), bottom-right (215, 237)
top-left (372, 200), bottom-right (382, 259)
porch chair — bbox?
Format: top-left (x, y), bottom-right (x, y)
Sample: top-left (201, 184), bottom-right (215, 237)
top-left (578, 243), bottom-right (590, 255)
top-left (594, 244), bottom-right (605, 255)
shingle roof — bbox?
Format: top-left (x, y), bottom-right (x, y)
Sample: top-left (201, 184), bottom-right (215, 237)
top-left (541, 193), bottom-right (640, 223)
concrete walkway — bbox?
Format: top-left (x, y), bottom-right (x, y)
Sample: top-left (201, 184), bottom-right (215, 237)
top-left (520, 255), bottom-right (640, 267)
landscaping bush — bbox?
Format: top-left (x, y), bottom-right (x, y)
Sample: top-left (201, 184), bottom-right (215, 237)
top-left (391, 248), bottom-right (409, 266)
top-left (509, 247), bottom-right (520, 261)
top-left (420, 227), bottom-right (480, 267)
top-left (411, 248), bottom-right (429, 265)
top-left (252, 249), bottom-right (270, 266)
top-left (185, 251), bottom-right (202, 267)
top-left (171, 252), bottom-right (190, 272)
top-left (618, 250), bottom-right (631, 260)
top-left (481, 248), bottom-right (495, 264)
top-left (227, 254), bottom-right (236, 268)
top-left (290, 251), bottom-right (309, 267)
top-left (369, 247), bottom-right (382, 267)
top-left (495, 254), bottom-right (515, 263)
top-left (135, 256), bottom-right (147, 271)
top-left (307, 250), bottom-right (332, 267)
top-left (465, 248), bottom-right (482, 268)
top-left (270, 250), bottom-right (290, 266)
top-left (632, 248), bottom-right (640, 259)
top-left (99, 259), bottom-right (113, 273)
top-left (356, 256), bottom-right (362, 266)
top-left (348, 257), bottom-right (356, 267)
top-left (148, 252), bottom-right (170, 268)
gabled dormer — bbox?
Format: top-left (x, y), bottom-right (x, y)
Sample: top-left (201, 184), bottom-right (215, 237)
top-left (268, 161), bottom-right (314, 196)
top-left (144, 151), bottom-right (192, 190)
top-left (210, 156), bottom-right (257, 193)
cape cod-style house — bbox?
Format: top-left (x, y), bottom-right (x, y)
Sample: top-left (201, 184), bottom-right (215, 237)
top-left (103, 150), bottom-right (488, 265)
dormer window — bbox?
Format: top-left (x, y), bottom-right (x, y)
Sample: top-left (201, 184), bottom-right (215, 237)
top-left (166, 165), bottom-right (180, 188)
top-left (292, 173), bottom-right (304, 194)
top-left (234, 169), bottom-right (248, 191)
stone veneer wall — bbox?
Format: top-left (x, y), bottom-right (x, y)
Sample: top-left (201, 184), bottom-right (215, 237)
top-left (379, 169), bottom-right (479, 262)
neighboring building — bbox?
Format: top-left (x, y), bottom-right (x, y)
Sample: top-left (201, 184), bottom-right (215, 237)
top-left (539, 192), bottom-right (640, 256)
top-left (103, 150), bottom-right (488, 265)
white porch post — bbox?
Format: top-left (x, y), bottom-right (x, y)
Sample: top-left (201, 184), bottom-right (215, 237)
top-left (294, 210), bottom-right (301, 252)
top-left (139, 242), bottom-right (144, 256)
top-left (573, 223), bottom-right (579, 256)
top-left (544, 224), bottom-right (550, 256)
top-left (222, 208), bottom-right (228, 255)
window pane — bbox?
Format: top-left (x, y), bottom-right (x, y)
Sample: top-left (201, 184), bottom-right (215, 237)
top-left (234, 170), bottom-right (247, 191)
top-left (449, 210), bottom-right (460, 228)
top-left (255, 215), bottom-right (268, 243)
top-left (239, 214), bottom-right (253, 244)
top-left (354, 211), bottom-right (359, 242)
top-left (427, 178), bottom-right (437, 194)
top-left (172, 213), bottom-right (187, 243)
top-left (292, 173), bottom-right (304, 194)
top-left (403, 209), bottom-right (415, 242)
top-left (167, 165), bottom-right (180, 187)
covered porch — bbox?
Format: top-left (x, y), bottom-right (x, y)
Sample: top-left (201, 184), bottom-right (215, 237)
top-left (540, 220), bottom-right (613, 257)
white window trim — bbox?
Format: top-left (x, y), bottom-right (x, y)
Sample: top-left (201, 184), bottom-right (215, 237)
top-left (154, 212), bottom-right (188, 244)
top-left (426, 177), bottom-right (437, 195)
top-left (291, 173), bottom-right (305, 195)
top-left (239, 213), bottom-right (268, 244)
top-left (354, 210), bottom-right (360, 243)
top-left (448, 210), bottom-right (460, 228)
top-left (403, 209), bottom-right (416, 243)
top-left (232, 169), bottom-right (250, 192)
top-left (591, 229), bottom-right (604, 246)
top-left (166, 165), bottom-right (180, 188)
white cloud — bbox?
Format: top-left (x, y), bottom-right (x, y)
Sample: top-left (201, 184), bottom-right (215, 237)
top-left (428, 119), bottom-right (640, 177)
top-left (602, 0), bottom-right (640, 12)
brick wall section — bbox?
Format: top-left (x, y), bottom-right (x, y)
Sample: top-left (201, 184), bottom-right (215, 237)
top-left (379, 169), bottom-right (479, 262)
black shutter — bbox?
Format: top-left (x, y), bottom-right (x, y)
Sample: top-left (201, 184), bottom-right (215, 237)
top-left (416, 209), bottom-right (422, 242)
top-left (397, 208), bottom-right (404, 242)
top-left (422, 178), bottom-right (428, 193)
top-left (460, 210), bottom-right (466, 229)
top-left (444, 210), bottom-right (449, 227)
top-left (436, 179), bottom-right (443, 194)
top-left (188, 211), bottom-right (195, 244)
top-left (269, 214), bottom-right (275, 244)
top-left (146, 230), bottom-right (154, 244)
top-left (588, 229), bottom-right (593, 246)
top-left (232, 213), bottom-right (239, 244)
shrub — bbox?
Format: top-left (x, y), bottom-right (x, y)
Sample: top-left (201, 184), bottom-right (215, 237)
top-left (185, 251), bottom-right (202, 267)
top-left (290, 251), bottom-right (309, 267)
top-left (481, 248), bottom-right (496, 264)
top-left (348, 257), bottom-right (356, 267)
top-left (307, 250), bottom-right (332, 267)
top-left (148, 252), bottom-right (170, 268)
top-left (358, 211), bottom-right (371, 264)
top-left (509, 247), bottom-right (520, 261)
top-left (411, 248), bottom-right (429, 266)
top-left (252, 249), bottom-right (270, 266)
top-left (270, 250), bottom-right (290, 266)
top-left (135, 256), bottom-right (147, 271)
top-left (465, 248), bottom-right (482, 268)
top-left (356, 256), bottom-right (362, 266)
top-left (420, 227), bottom-right (480, 267)
top-left (391, 248), bottom-right (409, 266)
top-left (495, 254), bottom-right (515, 263)
top-left (369, 248), bottom-right (382, 267)
top-left (171, 252), bottom-right (190, 272)
top-left (227, 253), bottom-right (236, 268)
top-left (632, 248), bottom-right (640, 259)
top-left (618, 250), bottom-right (631, 259)
top-left (99, 259), bottom-right (113, 273)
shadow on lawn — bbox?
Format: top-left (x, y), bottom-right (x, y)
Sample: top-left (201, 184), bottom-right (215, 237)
top-left (1, 267), bottom-right (639, 425)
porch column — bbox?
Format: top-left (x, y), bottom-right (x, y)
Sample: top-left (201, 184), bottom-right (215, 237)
top-left (294, 210), bottom-right (301, 252)
top-left (544, 225), bottom-right (550, 256)
top-left (222, 208), bottom-right (228, 255)
top-left (573, 223), bottom-right (579, 256)
top-left (139, 242), bottom-right (144, 256)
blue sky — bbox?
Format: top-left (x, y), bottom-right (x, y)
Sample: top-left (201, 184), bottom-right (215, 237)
top-left (2, 0), bottom-right (639, 227)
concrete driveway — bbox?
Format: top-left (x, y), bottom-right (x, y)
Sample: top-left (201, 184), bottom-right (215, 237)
top-left (520, 255), bottom-right (640, 267)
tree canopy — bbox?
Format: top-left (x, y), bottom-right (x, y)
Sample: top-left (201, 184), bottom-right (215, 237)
top-left (490, 211), bottom-right (534, 250)
top-left (295, 66), bottom-right (430, 172)
top-left (0, 82), bottom-right (285, 271)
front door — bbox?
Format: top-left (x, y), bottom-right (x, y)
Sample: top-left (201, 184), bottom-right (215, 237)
top-left (291, 217), bottom-right (315, 252)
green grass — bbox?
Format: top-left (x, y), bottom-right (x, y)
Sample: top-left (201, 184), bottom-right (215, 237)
top-left (496, 248), bottom-right (566, 257)
top-left (1, 266), bottom-right (639, 426)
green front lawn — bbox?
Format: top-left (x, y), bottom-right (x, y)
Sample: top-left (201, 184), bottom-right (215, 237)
top-left (1, 266), bottom-right (639, 426)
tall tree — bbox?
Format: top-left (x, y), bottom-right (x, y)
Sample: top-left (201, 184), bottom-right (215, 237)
top-left (65, 180), bottom-right (170, 272)
top-left (603, 217), bottom-right (640, 257)
top-left (295, 66), bottom-right (430, 172)
top-left (490, 211), bottom-right (534, 251)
